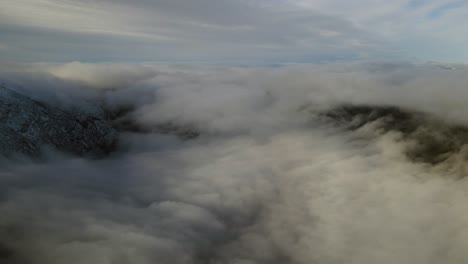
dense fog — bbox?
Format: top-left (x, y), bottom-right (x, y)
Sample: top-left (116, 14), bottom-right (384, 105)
top-left (2, 62), bottom-right (468, 263)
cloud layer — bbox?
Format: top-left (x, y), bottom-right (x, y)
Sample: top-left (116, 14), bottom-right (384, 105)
top-left (3, 0), bottom-right (468, 62)
top-left (2, 62), bottom-right (468, 263)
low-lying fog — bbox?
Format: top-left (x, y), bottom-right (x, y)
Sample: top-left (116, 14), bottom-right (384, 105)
top-left (1, 62), bottom-right (468, 264)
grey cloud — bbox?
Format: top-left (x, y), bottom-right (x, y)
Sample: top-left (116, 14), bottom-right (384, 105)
top-left (0, 0), bottom-right (385, 62)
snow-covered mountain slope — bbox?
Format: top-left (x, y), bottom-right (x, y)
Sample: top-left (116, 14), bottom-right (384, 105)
top-left (0, 85), bottom-right (117, 157)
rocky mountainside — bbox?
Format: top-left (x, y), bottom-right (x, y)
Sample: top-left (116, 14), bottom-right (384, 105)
top-left (0, 85), bottom-right (117, 158)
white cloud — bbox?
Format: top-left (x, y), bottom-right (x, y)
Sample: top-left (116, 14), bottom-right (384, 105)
top-left (2, 62), bottom-right (468, 263)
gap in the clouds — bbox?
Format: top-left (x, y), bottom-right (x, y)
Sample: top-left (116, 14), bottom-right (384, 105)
top-left (428, 0), bottom-right (467, 19)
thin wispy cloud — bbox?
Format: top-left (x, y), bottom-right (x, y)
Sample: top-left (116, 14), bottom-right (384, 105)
top-left (4, 0), bottom-right (468, 62)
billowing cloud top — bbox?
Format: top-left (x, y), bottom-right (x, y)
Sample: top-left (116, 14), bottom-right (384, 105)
top-left (3, 62), bottom-right (468, 263)
top-left (1, 0), bottom-right (468, 62)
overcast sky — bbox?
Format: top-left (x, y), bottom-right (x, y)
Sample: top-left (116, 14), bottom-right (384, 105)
top-left (1, 0), bottom-right (468, 63)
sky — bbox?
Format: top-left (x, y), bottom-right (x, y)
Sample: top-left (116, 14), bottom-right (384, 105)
top-left (1, 0), bottom-right (468, 63)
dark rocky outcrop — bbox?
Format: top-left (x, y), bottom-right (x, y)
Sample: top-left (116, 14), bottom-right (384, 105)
top-left (319, 104), bottom-right (468, 165)
top-left (0, 85), bottom-right (117, 158)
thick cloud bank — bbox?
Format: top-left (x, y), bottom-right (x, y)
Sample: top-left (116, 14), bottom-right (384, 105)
top-left (2, 62), bottom-right (468, 263)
